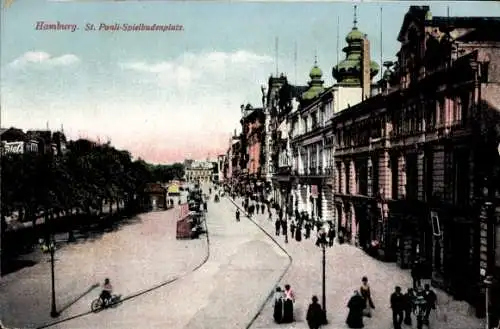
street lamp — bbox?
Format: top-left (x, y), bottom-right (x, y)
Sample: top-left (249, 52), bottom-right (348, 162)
top-left (316, 230), bottom-right (328, 324)
top-left (413, 295), bottom-right (427, 329)
top-left (41, 236), bottom-right (59, 317)
top-left (484, 275), bottom-right (494, 329)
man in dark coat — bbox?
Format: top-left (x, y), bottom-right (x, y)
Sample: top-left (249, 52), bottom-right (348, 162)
top-left (422, 284), bottom-right (437, 325)
top-left (261, 203), bottom-right (265, 214)
top-left (306, 295), bottom-right (324, 329)
top-left (290, 221), bottom-right (296, 237)
top-left (256, 203), bottom-right (260, 214)
top-left (411, 261), bottom-right (422, 290)
top-left (390, 286), bottom-right (405, 329)
top-left (275, 219), bottom-right (281, 236)
top-left (235, 209), bottom-right (240, 222)
top-left (328, 226), bottom-right (335, 246)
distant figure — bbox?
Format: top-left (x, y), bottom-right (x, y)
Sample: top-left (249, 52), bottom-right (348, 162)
top-left (273, 287), bottom-right (285, 323)
top-left (422, 284), bottom-right (437, 325)
top-left (403, 288), bottom-right (416, 326)
top-left (360, 276), bottom-right (375, 317)
top-left (390, 286), bottom-right (405, 329)
top-left (282, 284), bottom-right (295, 323)
top-left (306, 295), bottom-right (324, 329)
top-left (256, 203), bottom-right (260, 214)
top-left (235, 209), bottom-right (240, 222)
top-left (275, 219), bottom-right (281, 236)
top-left (411, 260), bottom-right (422, 290)
top-left (346, 290), bottom-right (365, 328)
top-left (261, 203), bottom-right (265, 214)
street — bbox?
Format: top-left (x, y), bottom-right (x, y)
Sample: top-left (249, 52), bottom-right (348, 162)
top-left (0, 205), bottom-right (206, 328)
top-left (227, 197), bottom-right (486, 329)
top-left (1, 190), bottom-right (290, 329)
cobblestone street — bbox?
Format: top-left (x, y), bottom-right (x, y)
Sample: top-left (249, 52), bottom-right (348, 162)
top-left (227, 197), bottom-right (486, 329)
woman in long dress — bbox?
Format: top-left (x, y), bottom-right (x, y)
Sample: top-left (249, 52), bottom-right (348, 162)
top-left (346, 290), bottom-right (365, 328)
top-left (273, 287), bottom-right (285, 323)
top-left (282, 284), bottom-right (295, 323)
top-left (360, 276), bottom-right (375, 317)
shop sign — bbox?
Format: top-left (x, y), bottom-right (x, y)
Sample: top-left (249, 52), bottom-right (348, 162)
top-left (2, 141), bottom-right (24, 154)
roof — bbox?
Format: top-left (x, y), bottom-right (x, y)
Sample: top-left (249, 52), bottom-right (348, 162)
top-left (427, 16), bottom-right (500, 29)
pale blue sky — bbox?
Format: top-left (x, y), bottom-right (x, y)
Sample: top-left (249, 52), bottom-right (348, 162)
top-left (1, 1), bottom-right (499, 163)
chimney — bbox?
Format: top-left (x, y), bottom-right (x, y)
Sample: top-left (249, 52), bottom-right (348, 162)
top-left (361, 35), bottom-right (371, 100)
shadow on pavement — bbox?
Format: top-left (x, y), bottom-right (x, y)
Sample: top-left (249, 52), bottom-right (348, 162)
top-left (58, 283), bottom-right (100, 314)
top-left (0, 259), bottom-right (38, 275)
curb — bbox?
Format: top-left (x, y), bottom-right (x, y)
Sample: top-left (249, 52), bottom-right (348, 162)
top-left (35, 211), bottom-right (211, 329)
top-left (225, 197), bottom-right (293, 329)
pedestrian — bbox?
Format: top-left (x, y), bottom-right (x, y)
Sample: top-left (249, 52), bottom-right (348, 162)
top-left (273, 287), bottom-right (285, 323)
top-left (256, 203), bottom-right (260, 214)
top-left (346, 290), bottom-right (365, 328)
top-left (295, 225), bottom-right (302, 242)
top-left (261, 203), bottom-right (265, 214)
top-left (281, 219), bottom-right (287, 236)
top-left (235, 208), bottom-right (240, 222)
top-left (360, 276), bottom-right (375, 317)
top-left (306, 295), bottom-right (324, 329)
top-left (268, 210), bottom-right (272, 220)
top-left (282, 284), bottom-right (295, 323)
top-left (328, 225), bottom-right (335, 247)
top-left (305, 221), bottom-right (312, 239)
top-left (290, 221), bottom-right (296, 237)
top-left (390, 286), bottom-right (405, 329)
top-left (411, 260), bottom-right (422, 290)
top-left (422, 284), bottom-right (437, 325)
top-left (279, 208), bottom-right (283, 221)
top-left (403, 288), bottom-right (416, 326)
top-left (275, 219), bottom-right (281, 236)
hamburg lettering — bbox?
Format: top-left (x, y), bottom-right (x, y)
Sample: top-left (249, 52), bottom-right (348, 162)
top-left (35, 21), bottom-right (78, 32)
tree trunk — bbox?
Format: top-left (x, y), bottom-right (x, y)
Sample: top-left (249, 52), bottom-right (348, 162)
top-left (109, 200), bottom-right (112, 215)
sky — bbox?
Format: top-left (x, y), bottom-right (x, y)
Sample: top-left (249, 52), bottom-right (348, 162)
top-left (1, 1), bottom-right (499, 164)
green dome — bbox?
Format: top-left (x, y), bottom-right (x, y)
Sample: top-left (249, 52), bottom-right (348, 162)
top-left (309, 65), bottom-right (323, 79)
top-left (346, 27), bottom-right (364, 43)
top-left (302, 62), bottom-right (325, 100)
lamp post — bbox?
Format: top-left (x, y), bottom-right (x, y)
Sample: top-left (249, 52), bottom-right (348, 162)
top-left (484, 275), bottom-right (494, 329)
top-left (42, 235), bottom-right (59, 318)
top-left (316, 230), bottom-right (328, 324)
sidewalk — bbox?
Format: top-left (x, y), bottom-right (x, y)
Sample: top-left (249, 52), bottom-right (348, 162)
top-left (0, 207), bottom-right (207, 329)
top-left (228, 196), bottom-right (484, 329)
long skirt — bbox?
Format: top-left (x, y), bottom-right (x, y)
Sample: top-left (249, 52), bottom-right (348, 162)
top-left (273, 300), bottom-right (283, 323)
top-left (282, 299), bottom-right (294, 323)
top-left (346, 309), bottom-right (364, 328)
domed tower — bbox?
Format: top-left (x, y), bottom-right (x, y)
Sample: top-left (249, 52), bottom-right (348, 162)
top-left (332, 6), bottom-right (379, 86)
top-left (302, 58), bottom-right (325, 101)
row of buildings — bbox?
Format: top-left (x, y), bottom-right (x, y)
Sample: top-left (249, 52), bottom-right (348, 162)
top-left (220, 6), bottom-right (500, 319)
top-left (0, 127), bottom-right (67, 156)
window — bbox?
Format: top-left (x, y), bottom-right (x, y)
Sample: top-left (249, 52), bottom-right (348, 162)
top-left (311, 112), bottom-right (318, 130)
top-left (438, 97), bottom-right (445, 126)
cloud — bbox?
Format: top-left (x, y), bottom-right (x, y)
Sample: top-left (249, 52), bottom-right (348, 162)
top-left (119, 50), bottom-right (273, 94)
top-left (9, 51), bottom-right (80, 68)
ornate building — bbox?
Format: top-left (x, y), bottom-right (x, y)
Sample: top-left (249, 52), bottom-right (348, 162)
top-left (184, 160), bottom-right (214, 183)
top-left (330, 5), bottom-right (500, 317)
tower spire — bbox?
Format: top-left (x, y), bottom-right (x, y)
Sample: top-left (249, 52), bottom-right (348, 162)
top-left (314, 49), bottom-right (317, 65)
top-left (353, 4), bottom-right (358, 28)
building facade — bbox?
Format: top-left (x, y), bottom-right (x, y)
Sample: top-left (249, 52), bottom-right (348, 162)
top-left (240, 105), bottom-right (266, 194)
top-left (185, 160), bottom-right (214, 183)
top-left (329, 5), bottom-right (500, 316)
